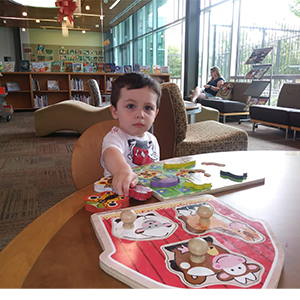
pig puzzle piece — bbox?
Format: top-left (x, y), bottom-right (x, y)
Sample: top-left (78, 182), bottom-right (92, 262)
top-left (94, 177), bottom-right (152, 201)
top-left (128, 185), bottom-right (152, 201)
top-left (84, 191), bottom-right (129, 213)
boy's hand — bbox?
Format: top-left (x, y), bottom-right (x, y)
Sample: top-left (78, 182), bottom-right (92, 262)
top-left (112, 169), bottom-right (138, 196)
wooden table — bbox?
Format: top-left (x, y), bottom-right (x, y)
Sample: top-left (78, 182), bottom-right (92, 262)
top-left (1, 151), bottom-right (299, 288)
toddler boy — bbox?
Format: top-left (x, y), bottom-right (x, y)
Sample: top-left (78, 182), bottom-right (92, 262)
top-left (101, 72), bottom-right (161, 196)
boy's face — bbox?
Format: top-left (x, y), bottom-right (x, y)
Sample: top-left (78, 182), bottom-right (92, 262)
top-left (110, 86), bottom-right (159, 137)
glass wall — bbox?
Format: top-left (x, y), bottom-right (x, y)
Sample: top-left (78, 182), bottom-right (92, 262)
top-left (109, 0), bottom-right (186, 90)
top-left (198, 0), bottom-right (300, 105)
top-left (108, 0), bottom-right (300, 103)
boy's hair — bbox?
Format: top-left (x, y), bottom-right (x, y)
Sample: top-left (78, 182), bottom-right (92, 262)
top-left (111, 72), bottom-right (161, 109)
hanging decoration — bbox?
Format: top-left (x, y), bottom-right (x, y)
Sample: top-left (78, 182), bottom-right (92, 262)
top-left (103, 39), bottom-right (110, 46)
top-left (55, 0), bottom-right (78, 23)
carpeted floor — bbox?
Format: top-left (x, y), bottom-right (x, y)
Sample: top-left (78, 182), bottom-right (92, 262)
top-left (0, 111), bottom-right (79, 251)
top-left (0, 112), bottom-right (300, 252)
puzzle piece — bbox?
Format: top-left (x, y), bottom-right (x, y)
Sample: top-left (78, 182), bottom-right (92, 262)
top-left (184, 172), bottom-right (212, 190)
top-left (84, 191), bottom-right (129, 213)
top-left (163, 159), bottom-right (196, 169)
top-left (128, 185), bottom-right (152, 201)
top-left (150, 174), bottom-right (180, 188)
top-left (220, 168), bottom-right (248, 182)
top-left (94, 177), bottom-right (113, 193)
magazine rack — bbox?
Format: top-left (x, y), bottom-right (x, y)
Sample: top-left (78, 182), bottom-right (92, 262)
top-left (244, 47), bottom-right (273, 106)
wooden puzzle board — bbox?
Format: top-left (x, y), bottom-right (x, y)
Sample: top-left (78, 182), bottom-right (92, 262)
top-left (133, 160), bottom-right (265, 201)
top-left (91, 194), bottom-right (284, 289)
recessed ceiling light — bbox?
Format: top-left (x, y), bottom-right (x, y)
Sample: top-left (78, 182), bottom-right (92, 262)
top-left (82, 30), bottom-right (86, 33)
top-left (22, 28), bottom-right (26, 31)
top-left (3, 20), bottom-right (7, 24)
top-left (85, 5), bottom-right (90, 10)
top-left (22, 12), bottom-right (27, 17)
top-left (95, 24), bottom-right (99, 28)
top-left (100, 15), bottom-right (104, 20)
top-left (36, 19), bottom-right (40, 23)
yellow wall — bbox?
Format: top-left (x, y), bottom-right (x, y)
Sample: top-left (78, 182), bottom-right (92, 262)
top-left (26, 28), bottom-right (103, 47)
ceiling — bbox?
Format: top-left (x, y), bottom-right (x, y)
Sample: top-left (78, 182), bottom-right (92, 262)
top-left (0, 0), bottom-right (151, 33)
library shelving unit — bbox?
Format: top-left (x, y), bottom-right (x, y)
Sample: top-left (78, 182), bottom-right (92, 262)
top-left (0, 72), bottom-right (170, 110)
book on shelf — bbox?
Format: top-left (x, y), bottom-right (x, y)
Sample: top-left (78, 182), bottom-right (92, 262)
top-left (160, 66), bottom-right (169, 74)
top-left (106, 77), bottom-right (114, 91)
top-left (32, 62), bottom-right (45, 72)
top-left (244, 47), bottom-right (273, 64)
top-left (105, 63), bottom-right (116, 73)
top-left (83, 62), bottom-right (94, 73)
top-left (115, 65), bottom-right (124, 73)
top-left (43, 61), bottom-right (51, 72)
top-left (70, 78), bottom-right (84, 90)
top-left (31, 78), bottom-right (40, 91)
top-left (47, 80), bottom-right (60, 90)
top-left (245, 66), bottom-right (260, 79)
top-left (0, 61), bottom-right (2, 72)
top-left (3, 61), bottom-right (15, 72)
top-left (252, 65), bottom-right (270, 79)
top-left (73, 63), bottom-right (83, 73)
top-left (34, 95), bottom-right (48, 108)
top-left (97, 63), bottom-right (105, 72)
top-left (152, 65), bottom-right (161, 74)
top-left (20, 60), bottom-right (30, 72)
top-left (64, 62), bottom-right (73, 72)
top-left (244, 97), bottom-right (268, 111)
top-left (72, 94), bottom-right (91, 105)
top-left (51, 61), bottom-right (62, 72)
top-left (141, 66), bottom-right (151, 73)
top-left (124, 65), bottom-right (132, 73)
top-left (133, 64), bottom-right (141, 72)
top-left (6, 82), bottom-right (21, 91)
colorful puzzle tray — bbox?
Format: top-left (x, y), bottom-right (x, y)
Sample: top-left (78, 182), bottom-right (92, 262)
top-left (133, 159), bottom-right (265, 201)
top-left (91, 194), bottom-right (284, 289)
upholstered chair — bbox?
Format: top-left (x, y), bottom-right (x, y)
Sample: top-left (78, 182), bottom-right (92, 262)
top-left (153, 83), bottom-right (248, 160)
top-left (87, 79), bottom-right (102, 106)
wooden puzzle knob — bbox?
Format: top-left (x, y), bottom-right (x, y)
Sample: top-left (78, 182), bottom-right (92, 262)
top-left (188, 237), bottom-right (208, 264)
top-left (197, 203), bottom-right (214, 225)
top-left (120, 209), bottom-right (137, 229)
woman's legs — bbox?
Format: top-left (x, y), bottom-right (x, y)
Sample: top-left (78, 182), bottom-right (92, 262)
top-left (190, 86), bottom-right (207, 102)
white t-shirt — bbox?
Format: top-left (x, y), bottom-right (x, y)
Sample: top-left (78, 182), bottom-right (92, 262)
top-left (101, 126), bottom-right (160, 177)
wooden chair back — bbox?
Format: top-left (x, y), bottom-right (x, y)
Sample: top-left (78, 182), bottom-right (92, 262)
top-left (153, 87), bottom-right (176, 160)
top-left (71, 119), bottom-right (118, 190)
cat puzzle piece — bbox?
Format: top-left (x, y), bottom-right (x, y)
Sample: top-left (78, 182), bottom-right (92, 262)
top-left (184, 172), bottom-right (212, 190)
top-left (163, 159), bottom-right (196, 169)
top-left (150, 174), bottom-right (180, 188)
top-left (94, 177), bottom-right (113, 193)
top-left (129, 184), bottom-right (152, 201)
top-left (84, 191), bottom-right (129, 213)
top-left (220, 168), bottom-right (248, 182)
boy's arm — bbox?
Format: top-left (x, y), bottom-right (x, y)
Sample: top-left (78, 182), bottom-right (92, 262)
top-left (102, 147), bottom-right (138, 196)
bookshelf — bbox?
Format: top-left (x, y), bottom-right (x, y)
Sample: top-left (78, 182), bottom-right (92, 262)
top-left (0, 72), bottom-right (170, 110)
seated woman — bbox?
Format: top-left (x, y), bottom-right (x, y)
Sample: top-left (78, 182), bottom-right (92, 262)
top-left (190, 66), bottom-right (225, 103)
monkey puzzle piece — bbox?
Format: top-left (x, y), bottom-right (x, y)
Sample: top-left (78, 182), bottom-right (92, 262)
top-left (84, 191), bottom-right (129, 213)
top-left (150, 174), bottom-right (180, 188)
top-left (184, 172), bottom-right (212, 190)
top-left (163, 159), bottom-right (196, 170)
top-left (220, 168), bottom-right (248, 182)
top-left (94, 177), bottom-right (113, 193)
top-left (128, 185), bottom-right (153, 201)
